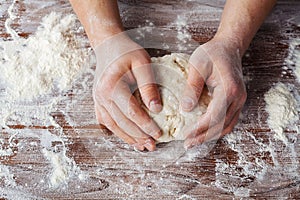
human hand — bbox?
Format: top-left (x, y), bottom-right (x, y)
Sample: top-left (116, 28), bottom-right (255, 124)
top-left (93, 33), bottom-right (162, 151)
top-left (181, 37), bottom-right (247, 149)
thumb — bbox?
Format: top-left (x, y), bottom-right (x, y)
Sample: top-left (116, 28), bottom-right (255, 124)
top-left (181, 47), bottom-right (212, 111)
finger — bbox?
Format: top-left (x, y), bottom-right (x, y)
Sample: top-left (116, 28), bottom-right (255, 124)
top-left (106, 100), bottom-right (157, 151)
top-left (181, 66), bottom-right (205, 111)
top-left (131, 58), bottom-right (162, 113)
top-left (222, 109), bottom-right (241, 136)
top-left (182, 85), bottom-right (228, 140)
top-left (184, 121), bottom-right (223, 149)
top-left (98, 105), bottom-right (138, 147)
top-left (112, 80), bottom-right (162, 140)
top-left (224, 101), bottom-right (240, 128)
top-left (184, 109), bottom-right (241, 149)
top-left (95, 106), bottom-right (108, 130)
top-left (181, 47), bottom-right (212, 111)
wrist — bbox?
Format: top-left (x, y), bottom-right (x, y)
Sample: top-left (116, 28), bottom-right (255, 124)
top-left (213, 31), bottom-right (247, 58)
top-left (88, 26), bottom-right (124, 48)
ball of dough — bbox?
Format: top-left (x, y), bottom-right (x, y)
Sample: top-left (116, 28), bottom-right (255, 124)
top-left (134, 53), bottom-right (211, 143)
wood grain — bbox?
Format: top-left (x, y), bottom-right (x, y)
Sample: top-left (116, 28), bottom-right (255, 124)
top-left (0, 0), bottom-right (300, 199)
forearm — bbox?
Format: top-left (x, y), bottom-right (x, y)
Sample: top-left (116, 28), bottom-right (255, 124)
top-left (69, 0), bottom-right (123, 47)
top-left (215, 0), bottom-right (276, 56)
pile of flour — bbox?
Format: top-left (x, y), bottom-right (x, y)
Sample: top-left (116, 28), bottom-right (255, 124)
top-left (0, 12), bottom-right (91, 100)
top-left (0, 10), bottom-right (94, 194)
top-left (0, 12), bottom-right (94, 128)
top-left (264, 83), bottom-right (299, 143)
top-left (264, 38), bottom-right (300, 144)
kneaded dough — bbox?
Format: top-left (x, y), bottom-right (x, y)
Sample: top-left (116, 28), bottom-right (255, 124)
top-left (135, 53), bottom-right (211, 143)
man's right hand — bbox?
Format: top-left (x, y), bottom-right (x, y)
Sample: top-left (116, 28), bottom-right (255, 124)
top-left (93, 34), bottom-right (162, 151)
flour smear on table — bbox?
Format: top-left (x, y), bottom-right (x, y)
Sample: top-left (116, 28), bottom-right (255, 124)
top-left (0, 1), bottom-right (300, 199)
top-left (0, 12), bottom-right (90, 100)
top-left (264, 83), bottom-right (299, 144)
top-left (0, 7), bottom-right (94, 198)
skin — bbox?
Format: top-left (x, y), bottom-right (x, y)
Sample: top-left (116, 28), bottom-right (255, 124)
top-left (69, 0), bottom-right (276, 151)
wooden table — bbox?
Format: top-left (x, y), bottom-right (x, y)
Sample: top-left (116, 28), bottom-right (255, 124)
top-left (0, 0), bottom-right (300, 199)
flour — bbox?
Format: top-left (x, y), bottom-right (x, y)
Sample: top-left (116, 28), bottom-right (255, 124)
top-left (264, 83), bottom-right (299, 143)
top-left (42, 148), bottom-right (81, 188)
top-left (0, 12), bottom-right (91, 100)
top-left (0, 137), bottom-right (15, 157)
top-left (285, 39), bottom-right (300, 82)
top-left (4, 0), bottom-right (18, 39)
top-left (173, 16), bottom-right (192, 51)
top-left (0, 12), bottom-right (94, 129)
top-left (0, 7), bottom-right (93, 195)
top-left (36, 129), bottom-right (85, 188)
top-left (0, 165), bottom-right (16, 187)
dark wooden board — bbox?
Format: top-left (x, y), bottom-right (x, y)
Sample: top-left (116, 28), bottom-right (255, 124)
top-left (0, 0), bottom-right (300, 199)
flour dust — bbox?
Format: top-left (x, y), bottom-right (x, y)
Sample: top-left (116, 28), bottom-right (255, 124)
top-left (0, 6), bottom-right (96, 199)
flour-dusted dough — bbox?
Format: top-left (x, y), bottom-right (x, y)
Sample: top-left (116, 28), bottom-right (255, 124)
top-left (135, 53), bottom-right (211, 143)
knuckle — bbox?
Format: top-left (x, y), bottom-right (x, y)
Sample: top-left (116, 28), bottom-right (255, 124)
top-left (128, 107), bottom-right (138, 118)
top-left (229, 83), bottom-right (240, 96)
top-left (128, 105), bottom-right (144, 120)
top-left (135, 51), bottom-right (151, 64)
top-left (189, 83), bottom-right (203, 97)
top-left (241, 92), bottom-right (247, 103)
top-left (225, 79), bottom-right (243, 99)
top-left (137, 57), bottom-right (151, 66)
top-left (105, 119), bottom-right (117, 130)
top-left (140, 84), bottom-right (158, 100)
top-left (101, 112), bottom-right (117, 130)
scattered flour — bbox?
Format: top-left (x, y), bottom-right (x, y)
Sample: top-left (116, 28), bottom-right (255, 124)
top-left (285, 39), bottom-right (300, 82)
top-left (0, 5), bottom-right (93, 197)
top-left (42, 148), bottom-right (81, 188)
top-left (0, 12), bottom-right (91, 100)
top-left (173, 16), bottom-right (192, 51)
top-left (0, 165), bottom-right (16, 187)
top-left (0, 133), bottom-right (17, 157)
top-left (264, 83), bottom-right (299, 143)
top-left (0, 11), bottom-right (94, 129)
top-left (35, 129), bottom-right (86, 188)
top-left (4, 0), bottom-right (18, 40)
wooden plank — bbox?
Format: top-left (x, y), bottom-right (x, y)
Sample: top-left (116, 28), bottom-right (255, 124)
top-left (0, 0), bottom-right (300, 199)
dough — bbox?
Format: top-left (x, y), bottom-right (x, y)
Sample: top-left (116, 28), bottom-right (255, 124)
top-left (135, 53), bottom-right (211, 143)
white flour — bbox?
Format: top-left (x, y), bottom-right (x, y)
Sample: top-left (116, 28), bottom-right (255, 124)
top-left (42, 148), bottom-right (82, 188)
top-left (0, 12), bottom-right (91, 100)
top-left (0, 165), bottom-right (16, 187)
top-left (0, 11), bottom-right (94, 129)
top-left (174, 16), bottom-right (192, 51)
top-left (264, 83), bottom-right (299, 144)
top-left (0, 8), bottom-right (94, 196)
top-left (285, 39), bottom-right (300, 82)
top-left (1, 1), bottom-right (300, 199)
top-left (4, 0), bottom-right (18, 40)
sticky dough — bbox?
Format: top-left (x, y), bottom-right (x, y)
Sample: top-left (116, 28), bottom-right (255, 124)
top-left (135, 53), bottom-right (211, 143)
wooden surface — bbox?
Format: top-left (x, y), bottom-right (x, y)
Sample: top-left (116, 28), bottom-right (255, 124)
top-left (1, 0), bottom-right (300, 199)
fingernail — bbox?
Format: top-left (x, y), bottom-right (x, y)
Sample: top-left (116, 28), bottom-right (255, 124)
top-left (153, 130), bottom-right (162, 139)
top-left (145, 138), bottom-right (153, 145)
top-left (144, 142), bottom-right (155, 151)
top-left (149, 100), bottom-right (162, 113)
top-left (181, 97), bottom-right (194, 111)
top-left (133, 143), bottom-right (145, 151)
